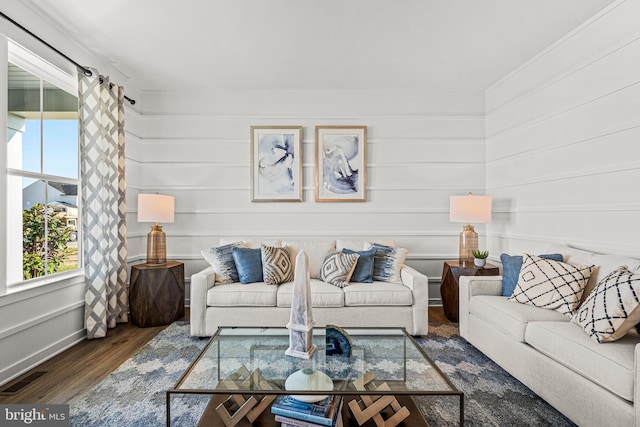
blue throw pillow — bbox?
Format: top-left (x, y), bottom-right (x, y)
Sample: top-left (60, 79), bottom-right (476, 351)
top-left (342, 248), bottom-right (376, 283)
top-left (232, 247), bottom-right (263, 284)
top-left (500, 253), bottom-right (564, 296)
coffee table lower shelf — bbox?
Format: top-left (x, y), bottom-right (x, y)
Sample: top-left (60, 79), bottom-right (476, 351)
top-left (197, 394), bottom-right (431, 427)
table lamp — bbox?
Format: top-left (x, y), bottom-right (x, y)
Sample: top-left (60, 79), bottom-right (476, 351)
top-left (449, 193), bottom-right (491, 262)
top-left (137, 194), bottom-right (175, 264)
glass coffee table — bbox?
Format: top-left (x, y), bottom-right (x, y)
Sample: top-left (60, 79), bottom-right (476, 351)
top-left (167, 327), bottom-right (463, 426)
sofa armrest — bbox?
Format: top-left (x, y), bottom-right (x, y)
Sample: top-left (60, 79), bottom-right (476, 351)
top-left (459, 276), bottom-right (503, 340)
top-left (401, 265), bottom-right (429, 336)
top-left (190, 267), bottom-right (216, 336)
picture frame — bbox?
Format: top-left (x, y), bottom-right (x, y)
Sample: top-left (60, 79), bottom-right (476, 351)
top-left (315, 126), bottom-right (367, 202)
top-left (251, 126), bottom-right (303, 202)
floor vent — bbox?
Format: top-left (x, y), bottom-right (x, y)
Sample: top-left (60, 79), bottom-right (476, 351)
top-left (0, 371), bottom-right (47, 395)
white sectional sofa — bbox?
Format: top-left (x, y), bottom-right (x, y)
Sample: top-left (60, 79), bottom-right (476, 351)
top-left (190, 238), bottom-right (429, 337)
top-left (460, 244), bottom-right (640, 427)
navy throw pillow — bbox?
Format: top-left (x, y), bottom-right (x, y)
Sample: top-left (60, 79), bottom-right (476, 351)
top-left (232, 247), bottom-right (263, 284)
top-left (500, 253), bottom-right (564, 296)
top-left (342, 248), bottom-right (376, 283)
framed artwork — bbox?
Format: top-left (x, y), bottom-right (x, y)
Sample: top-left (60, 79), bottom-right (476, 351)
top-left (251, 126), bottom-right (303, 202)
top-left (315, 126), bottom-right (367, 202)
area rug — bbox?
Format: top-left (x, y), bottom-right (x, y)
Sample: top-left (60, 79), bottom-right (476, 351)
top-left (70, 322), bottom-right (575, 426)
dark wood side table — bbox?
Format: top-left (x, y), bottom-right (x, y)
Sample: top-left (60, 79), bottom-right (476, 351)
top-left (130, 261), bottom-right (185, 327)
top-left (440, 260), bottom-right (499, 323)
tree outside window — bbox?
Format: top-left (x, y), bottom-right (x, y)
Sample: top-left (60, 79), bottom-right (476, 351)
top-left (7, 59), bottom-right (80, 283)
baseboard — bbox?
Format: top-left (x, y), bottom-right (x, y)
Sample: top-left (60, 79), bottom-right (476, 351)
top-left (0, 329), bottom-right (86, 387)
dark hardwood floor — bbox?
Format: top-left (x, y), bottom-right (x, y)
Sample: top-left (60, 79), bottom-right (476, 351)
top-left (0, 307), bottom-right (450, 405)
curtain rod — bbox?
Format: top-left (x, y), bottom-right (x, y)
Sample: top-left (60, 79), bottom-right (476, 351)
top-left (0, 10), bottom-right (136, 105)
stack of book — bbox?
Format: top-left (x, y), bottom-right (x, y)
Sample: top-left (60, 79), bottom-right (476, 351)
top-left (271, 394), bottom-right (344, 427)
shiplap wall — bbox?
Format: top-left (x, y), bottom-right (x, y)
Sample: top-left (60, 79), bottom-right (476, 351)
top-left (485, 0), bottom-right (640, 259)
top-left (127, 91), bottom-right (485, 305)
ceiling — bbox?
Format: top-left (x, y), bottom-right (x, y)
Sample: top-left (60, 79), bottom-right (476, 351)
top-left (26, 0), bottom-right (615, 93)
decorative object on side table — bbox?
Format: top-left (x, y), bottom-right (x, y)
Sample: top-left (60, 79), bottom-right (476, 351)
top-left (449, 192), bottom-right (491, 262)
top-left (286, 249), bottom-right (317, 359)
top-left (472, 250), bottom-right (489, 268)
top-left (137, 193), bottom-right (175, 264)
top-left (326, 325), bottom-right (352, 357)
top-left (129, 261), bottom-right (184, 327)
top-left (440, 260), bottom-right (499, 323)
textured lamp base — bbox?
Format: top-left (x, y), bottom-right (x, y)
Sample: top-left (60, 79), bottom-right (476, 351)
top-left (146, 224), bottom-right (167, 264)
top-left (459, 224), bottom-right (478, 262)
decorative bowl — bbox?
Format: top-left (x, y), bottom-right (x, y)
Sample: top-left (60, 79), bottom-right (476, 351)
top-left (284, 368), bottom-right (334, 403)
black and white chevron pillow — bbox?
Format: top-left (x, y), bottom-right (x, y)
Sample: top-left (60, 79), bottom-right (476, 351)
top-left (572, 266), bottom-right (640, 343)
top-left (261, 244), bottom-right (294, 285)
top-left (508, 254), bottom-right (592, 317)
top-left (320, 251), bottom-right (360, 288)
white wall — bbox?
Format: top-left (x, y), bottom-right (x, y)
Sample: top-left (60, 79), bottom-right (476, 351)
top-left (128, 90), bottom-right (486, 305)
top-left (485, 0), bottom-right (640, 259)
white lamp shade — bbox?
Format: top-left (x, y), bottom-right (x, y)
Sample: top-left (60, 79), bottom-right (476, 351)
top-left (137, 194), bottom-right (175, 223)
top-left (449, 194), bottom-right (491, 224)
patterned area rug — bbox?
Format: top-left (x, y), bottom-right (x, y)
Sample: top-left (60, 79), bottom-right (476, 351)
top-left (70, 322), bottom-right (575, 426)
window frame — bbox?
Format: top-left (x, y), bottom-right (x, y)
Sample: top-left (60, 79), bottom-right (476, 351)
top-left (6, 40), bottom-right (82, 287)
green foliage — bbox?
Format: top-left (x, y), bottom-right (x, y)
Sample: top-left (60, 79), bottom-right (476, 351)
top-left (22, 203), bottom-right (72, 280)
top-left (472, 250), bottom-right (489, 259)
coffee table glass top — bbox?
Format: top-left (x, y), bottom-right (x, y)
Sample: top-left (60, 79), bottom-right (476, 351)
top-left (172, 327), bottom-right (459, 396)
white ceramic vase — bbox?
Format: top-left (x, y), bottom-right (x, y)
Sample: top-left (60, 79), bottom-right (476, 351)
top-left (474, 258), bottom-right (486, 268)
top-left (284, 368), bottom-right (333, 403)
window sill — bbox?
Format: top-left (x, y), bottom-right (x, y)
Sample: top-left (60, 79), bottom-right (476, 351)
top-left (0, 269), bottom-right (85, 306)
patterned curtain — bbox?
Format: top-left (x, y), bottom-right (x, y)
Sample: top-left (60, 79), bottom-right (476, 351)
top-left (78, 68), bottom-right (128, 339)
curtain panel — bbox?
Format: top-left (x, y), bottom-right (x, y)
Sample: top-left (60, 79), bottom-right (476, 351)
top-left (78, 69), bottom-right (128, 339)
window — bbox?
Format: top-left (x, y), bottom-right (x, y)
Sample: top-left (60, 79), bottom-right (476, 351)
top-left (6, 44), bottom-right (80, 284)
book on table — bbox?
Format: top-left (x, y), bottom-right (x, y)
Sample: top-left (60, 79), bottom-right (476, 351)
top-left (274, 400), bottom-right (344, 427)
top-left (271, 395), bottom-right (343, 427)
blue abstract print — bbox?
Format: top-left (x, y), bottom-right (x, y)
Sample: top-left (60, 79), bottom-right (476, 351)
top-left (258, 133), bottom-right (295, 195)
top-left (321, 135), bottom-right (359, 194)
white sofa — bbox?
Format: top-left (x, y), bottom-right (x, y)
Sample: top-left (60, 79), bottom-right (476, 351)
top-left (190, 238), bottom-right (429, 337)
top-left (460, 244), bottom-right (640, 427)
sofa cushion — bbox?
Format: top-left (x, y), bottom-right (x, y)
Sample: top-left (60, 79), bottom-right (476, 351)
top-left (343, 282), bottom-right (413, 306)
top-left (207, 282), bottom-right (277, 307)
top-left (261, 245), bottom-right (294, 285)
top-left (469, 295), bottom-right (569, 342)
top-left (572, 266), bottom-right (640, 343)
top-left (547, 244), bottom-right (640, 304)
top-left (277, 279), bottom-right (344, 308)
top-left (320, 252), bottom-right (360, 288)
top-left (201, 242), bottom-right (243, 284)
top-left (364, 242), bottom-right (408, 284)
top-left (232, 247), bottom-right (263, 284)
top-left (500, 253), bottom-right (564, 297)
top-left (508, 254), bottom-right (592, 317)
top-left (283, 240), bottom-right (336, 279)
top-left (525, 321), bottom-right (639, 402)
top-left (342, 248), bottom-right (376, 283)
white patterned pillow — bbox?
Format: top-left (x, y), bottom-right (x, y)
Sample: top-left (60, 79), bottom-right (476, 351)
top-left (572, 266), bottom-right (640, 343)
top-left (508, 254), bottom-right (593, 317)
top-left (320, 252), bottom-right (360, 288)
top-left (201, 242), bottom-right (243, 284)
top-left (261, 244), bottom-right (294, 285)
top-left (364, 242), bottom-right (407, 284)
